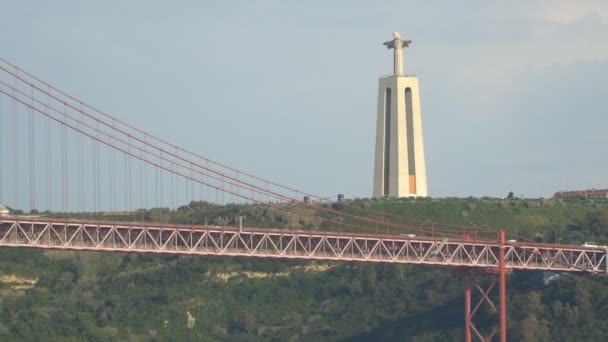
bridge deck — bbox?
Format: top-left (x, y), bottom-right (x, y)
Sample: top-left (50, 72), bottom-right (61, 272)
top-left (1, 217), bottom-right (606, 274)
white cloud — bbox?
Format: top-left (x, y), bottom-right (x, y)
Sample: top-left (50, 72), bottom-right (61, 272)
top-left (529, 0), bottom-right (608, 23)
top-left (423, 11), bottom-right (608, 92)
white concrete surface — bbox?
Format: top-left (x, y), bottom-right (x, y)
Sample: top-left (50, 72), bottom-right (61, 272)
top-left (373, 33), bottom-right (428, 198)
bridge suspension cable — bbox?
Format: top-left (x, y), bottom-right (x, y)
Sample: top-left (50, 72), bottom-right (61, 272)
top-left (0, 57), bottom-right (495, 233)
top-left (0, 58), bottom-right (492, 239)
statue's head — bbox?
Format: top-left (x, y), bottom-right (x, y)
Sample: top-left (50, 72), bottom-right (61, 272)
top-left (393, 32), bottom-right (402, 40)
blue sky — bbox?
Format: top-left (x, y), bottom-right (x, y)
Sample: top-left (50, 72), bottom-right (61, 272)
top-left (1, 1), bottom-right (607, 209)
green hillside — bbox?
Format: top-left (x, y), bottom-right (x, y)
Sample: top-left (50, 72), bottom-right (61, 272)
top-left (1, 197), bottom-right (607, 341)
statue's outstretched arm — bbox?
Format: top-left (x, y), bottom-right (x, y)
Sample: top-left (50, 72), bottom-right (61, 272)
top-left (383, 41), bottom-right (396, 49)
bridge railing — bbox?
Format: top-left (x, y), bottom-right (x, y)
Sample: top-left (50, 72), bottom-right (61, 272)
top-left (1, 217), bottom-right (606, 274)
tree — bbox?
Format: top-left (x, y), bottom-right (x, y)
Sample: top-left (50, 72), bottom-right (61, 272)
top-left (517, 316), bottom-right (550, 342)
top-left (585, 210), bottom-right (608, 235)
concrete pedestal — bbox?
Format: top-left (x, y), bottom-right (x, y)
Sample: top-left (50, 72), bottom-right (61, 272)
top-left (373, 75), bottom-right (428, 198)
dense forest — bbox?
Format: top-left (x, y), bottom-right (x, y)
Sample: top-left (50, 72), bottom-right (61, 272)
top-left (1, 197), bottom-right (607, 341)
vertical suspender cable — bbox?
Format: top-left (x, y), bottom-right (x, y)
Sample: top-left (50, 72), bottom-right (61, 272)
top-left (78, 110), bottom-right (84, 212)
top-left (62, 104), bottom-right (68, 211)
top-left (0, 93), bottom-right (3, 204)
top-left (12, 77), bottom-right (20, 211)
top-left (190, 162), bottom-right (194, 202)
top-left (186, 162), bottom-right (190, 203)
top-left (92, 116), bottom-right (97, 212)
top-left (221, 179), bottom-right (224, 205)
top-left (173, 148), bottom-right (178, 209)
top-left (94, 120), bottom-right (99, 212)
top-left (141, 135), bottom-right (146, 210)
top-left (160, 150), bottom-right (164, 208)
top-left (46, 86), bottom-right (52, 211)
top-left (95, 121), bottom-right (101, 212)
top-left (29, 86), bottom-right (35, 211)
top-left (155, 159), bottom-right (159, 208)
top-left (123, 145), bottom-right (127, 211)
top-left (110, 119), bottom-right (116, 212)
top-left (128, 136), bottom-right (133, 212)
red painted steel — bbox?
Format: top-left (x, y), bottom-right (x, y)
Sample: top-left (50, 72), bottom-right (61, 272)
top-left (1, 217), bottom-right (606, 273)
top-left (465, 274), bottom-right (472, 342)
top-left (462, 231), bottom-right (511, 341)
top-left (464, 271), bottom-right (500, 341)
top-left (498, 230), bottom-right (507, 342)
top-left (4, 217), bottom-right (605, 341)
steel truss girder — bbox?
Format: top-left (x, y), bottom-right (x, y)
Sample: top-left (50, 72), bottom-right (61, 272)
top-left (0, 218), bottom-right (606, 274)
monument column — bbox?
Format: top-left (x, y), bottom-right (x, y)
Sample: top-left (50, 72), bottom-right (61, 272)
top-left (373, 32), bottom-right (428, 198)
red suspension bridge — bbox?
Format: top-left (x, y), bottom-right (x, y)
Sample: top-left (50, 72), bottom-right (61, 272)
top-left (0, 58), bottom-right (605, 342)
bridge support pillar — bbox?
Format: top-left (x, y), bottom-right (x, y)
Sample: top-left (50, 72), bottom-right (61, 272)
top-left (464, 273), bottom-right (472, 342)
top-left (498, 230), bottom-right (507, 342)
top-left (463, 230), bottom-right (508, 342)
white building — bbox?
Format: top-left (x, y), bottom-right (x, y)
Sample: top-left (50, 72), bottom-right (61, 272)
top-left (373, 32), bottom-right (428, 198)
top-left (0, 205), bottom-right (9, 216)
